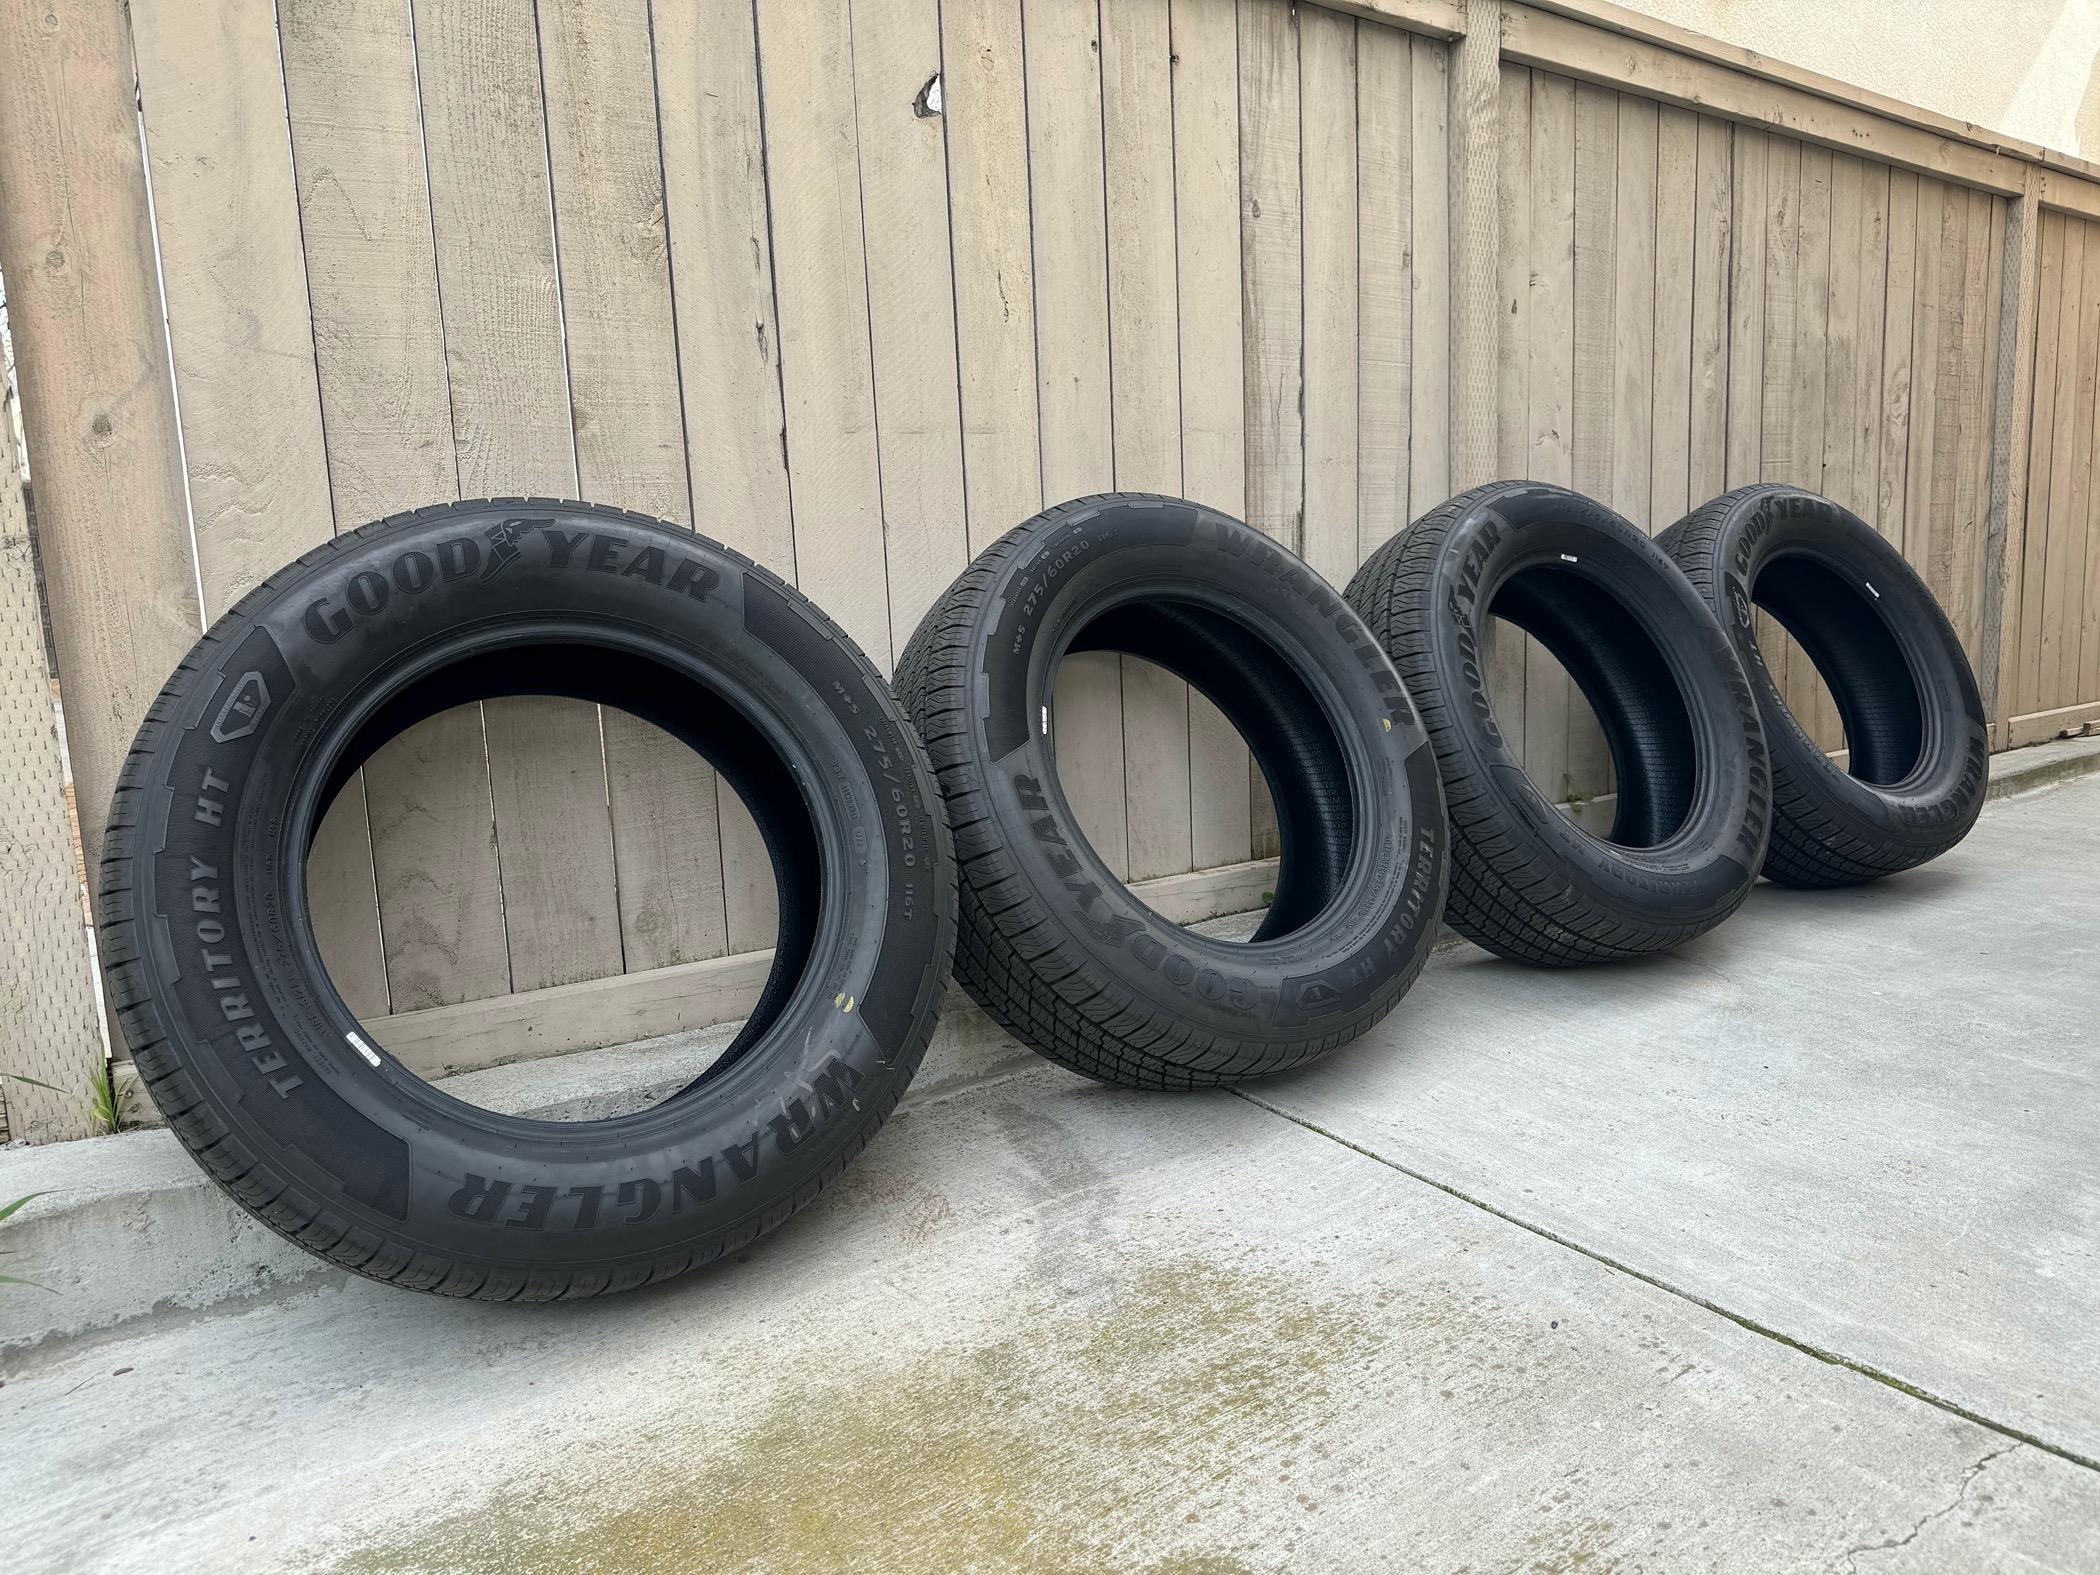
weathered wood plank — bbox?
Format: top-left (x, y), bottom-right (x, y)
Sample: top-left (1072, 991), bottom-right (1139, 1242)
top-left (416, 0), bottom-right (603, 1002)
top-left (1650, 105), bottom-right (1697, 528)
top-left (1688, 113), bottom-right (1731, 505)
top-left (1301, 5), bottom-right (1360, 584)
top-left (1566, 80), bottom-right (1615, 798)
top-left (1792, 145), bottom-right (1837, 744)
top-left (136, 0), bottom-right (393, 1009)
top-left (1357, 20), bottom-right (1414, 562)
top-left (1613, 95), bottom-right (1658, 530)
top-left (1409, 37), bottom-right (1453, 515)
top-left (1490, 63), bottom-right (1531, 745)
top-left (481, 696), bottom-right (622, 991)
top-left (275, 0), bottom-right (465, 1015)
top-left (2014, 210), bottom-right (2066, 721)
top-left (0, 0), bottom-right (200, 886)
top-left (1241, 0), bottom-right (1303, 860)
top-left (1103, 0), bottom-right (1193, 881)
top-left (2060, 210), bottom-right (2100, 703)
top-left (1877, 169), bottom-right (1921, 547)
top-left (1020, 0), bottom-right (1124, 873)
top-left (131, 1), bottom-right (335, 611)
top-left (1172, 0), bottom-right (1252, 870)
top-left (1723, 127), bottom-right (1767, 491)
top-left (540, 0), bottom-right (717, 980)
top-left (653, 0), bottom-right (793, 572)
top-left (2036, 218), bottom-right (2089, 710)
top-left (1851, 161), bottom-right (1893, 528)
top-left (1821, 155), bottom-right (1866, 514)
top-left (1525, 70), bottom-right (1576, 803)
top-left (360, 709), bottom-right (512, 1007)
top-left (852, 0), bottom-right (970, 650)
top-left (651, 0), bottom-right (788, 965)
top-left (942, 0), bottom-right (1042, 544)
top-left (755, 0), bottom-right (891, 667)
top-left (1241, 0), bottom-right (1305, 549)
top-left (1447, 1), bottom-right (1502, 492)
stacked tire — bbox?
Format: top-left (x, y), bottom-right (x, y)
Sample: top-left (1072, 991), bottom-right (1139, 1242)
top-left (100, 481), bottom-right (1988, 1302)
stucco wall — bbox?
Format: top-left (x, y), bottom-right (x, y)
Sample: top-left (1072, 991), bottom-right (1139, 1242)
top-left (1614, 0), bottom-right (2100, 158)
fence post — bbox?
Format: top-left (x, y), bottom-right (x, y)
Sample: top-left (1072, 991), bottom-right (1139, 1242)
top-left (0, 386), bottom-right (106, 1144)
top-left (1983, 165), bottom-right (2043, 749)
top-left (1448, 0), bottom-right (1503, 490)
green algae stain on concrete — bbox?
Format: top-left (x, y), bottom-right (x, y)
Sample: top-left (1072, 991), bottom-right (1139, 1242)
top-left (333, 1253), bottom-right (1393, 1574)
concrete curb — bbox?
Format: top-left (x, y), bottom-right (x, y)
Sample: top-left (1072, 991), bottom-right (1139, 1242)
top-left (0, 991), bottom-right (1038, 1358)
top-left (5, 738), bottom-right (2094, 1360)
top-left (1984, 731), bottom-right (2100, 800)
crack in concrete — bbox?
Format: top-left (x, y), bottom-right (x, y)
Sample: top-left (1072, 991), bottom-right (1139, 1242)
top-left (1229, 1086), bottom-right (2100, 1478)
top-left (1838, 1442), bottom-right (2023, 1571)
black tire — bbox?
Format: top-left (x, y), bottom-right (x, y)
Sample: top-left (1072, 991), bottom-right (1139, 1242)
top-left (1346, 481), bottom-right (1770, 966)
top-left (895, 493), bottom-right (1449, 1090)
top-left (98, 499), bottom-right (955, 1301)
top-left (1657, 485), bottom-right (1988, 887)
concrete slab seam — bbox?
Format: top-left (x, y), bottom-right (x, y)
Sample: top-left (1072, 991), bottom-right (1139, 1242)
top-left (1229, 1085), bottom-right (2100, 1478)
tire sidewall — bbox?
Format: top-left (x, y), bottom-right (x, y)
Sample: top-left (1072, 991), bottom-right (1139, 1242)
top-left (967, 496), bottom-right (1446, 1050)
top-left (1424, 483), bottom-right (1768, 921)
top-left (129, 502), bottom-right (949, 1272)
top-left (1697, 486), bottom-right (1988, 855)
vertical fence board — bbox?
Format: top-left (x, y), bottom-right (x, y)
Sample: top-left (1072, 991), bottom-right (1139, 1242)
top-left (1489, 63), bottom-right (1530, 742)
top-left (1020, 0), bottom-right (1124, 874)
top-left (1240, 0), bottom-right (1304, 550)
top-left (755, 0), bottom-right (892, 668)
top-left (1103, 0), bottom-right (1194, 881)
top-left (540, 0), bottom-right (697, 983)
top-left (1172, 0), bottom-right (1251, 872)
top-left (2016, 212), bottom-right (2066, 722)
top-left (1524, 70), bottom-right (1575, 803)
top-left (1852, 163), bottom-right (1893, 527)
top-left (942, 0), bottom-right (1042, 546)
top-left (1301, 7), bottom-right (1360, 584)
top-left (2061, 213), bottom-right (2100, 703)
top-left (1613, 96), bottom-right (1657, 531)
top-left (131, 2), bottom-right (335, 611)
top-left (1687, 115), bottom-right (1732, 506)
top-left (132, 1), bottom-right (395, 1004)
top-left (278, 0), bottom-right (466, 1017)
top-left (1822, 155), bottom-right (1865, 514)
top-left (1724, 127), bottom-right (1767, 490)
top-left (1409, 39), bottom-right (1453, 515)
top-left (1566, 80), bottom-right (1614, 798)
top-left (0, 0), bottom-right (201, 888)
top-left (1877, 170), bottom-right (1920, 547)
top-left (1240, 0), bottom-right (1301, 859)
top-left (415, 0), bottom-right (601, 1002)
top-left (853, 0), bottom-right (970, 651)
top-left (1793, 145), bottom-right (1836, 744)
top-left (653, 0), bottom-right (793, 573)
top-left (1357, 23), bottom-right (1414, 564)
top-left (1650, 105), bottom-right (1696, 528)
top-left (2037, 220), bottom-right (2089, 709)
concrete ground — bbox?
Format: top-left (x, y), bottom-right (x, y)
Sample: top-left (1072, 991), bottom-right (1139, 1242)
top-left (5, 775), bottom-right (2099, 1573)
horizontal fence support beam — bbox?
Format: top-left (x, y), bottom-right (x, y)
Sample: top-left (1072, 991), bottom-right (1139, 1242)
top-left (1499, 2), bottom-right (2035, 197)
top-left (368, 857), bottom-right (1284, 1083)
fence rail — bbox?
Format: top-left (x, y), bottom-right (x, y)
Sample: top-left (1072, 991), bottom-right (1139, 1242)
top-left (1, 0), bottom-right (2095, 1125)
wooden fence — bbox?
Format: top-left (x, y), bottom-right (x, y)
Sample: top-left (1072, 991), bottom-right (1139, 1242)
top-left (1, 0), bottom-right (2097, 1130)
